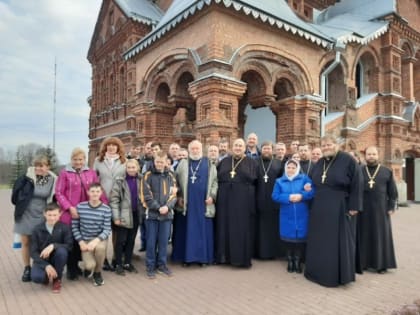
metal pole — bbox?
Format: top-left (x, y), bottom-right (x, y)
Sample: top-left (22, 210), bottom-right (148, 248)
top-left (53, 58), bottom-right (57, 152)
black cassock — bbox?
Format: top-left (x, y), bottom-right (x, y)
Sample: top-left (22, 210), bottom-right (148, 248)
top-left (215, 156), bottom-right (258, 267)
top-left (255, 157), bottom-right (285, 259)
top-left (304, 151), bottom-right (363, 287)
top-left (357, 165), bottom-right (398, 272)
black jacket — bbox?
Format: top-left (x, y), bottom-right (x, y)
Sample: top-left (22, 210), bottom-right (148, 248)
top-left (11, 175), bottom-right (34, 221)
top-left (30, 221), bottom-right (72, 269)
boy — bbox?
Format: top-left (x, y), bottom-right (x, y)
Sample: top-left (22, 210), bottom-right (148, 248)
top-left (140, 151), bottom-right (177, 279)
top-left (30, 203), bottom-right (72, 293)
top-left (72, 183), bottom-right (111, 286)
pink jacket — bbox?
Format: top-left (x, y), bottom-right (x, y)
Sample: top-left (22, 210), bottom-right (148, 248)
top-left (55, 165), bottom-right (108, 225)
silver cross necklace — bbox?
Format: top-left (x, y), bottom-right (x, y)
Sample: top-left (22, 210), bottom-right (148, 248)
top-left (190, 158), bottom-right (202, 184)
top-left (261, 157), bottom-right (273, 183)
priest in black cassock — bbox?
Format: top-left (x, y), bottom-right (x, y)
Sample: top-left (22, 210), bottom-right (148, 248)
top-left (255, 141), bottom-right (284, 259)
top-left (215, 138), bottom-right (258, 268)
top-left (357, 146), bottom-right (398, 274)
top-left (298, 144), bottom-right (314, 176)
top-left (304, 135), bottom-right (363, 287)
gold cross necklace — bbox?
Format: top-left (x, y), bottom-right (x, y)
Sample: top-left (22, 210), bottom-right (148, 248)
top-left (230, 155), bottom-right (245, 179)
top-left (365, 164), bottom-right (381, 189)
top-left (321, 154), bottom-right (337, 184)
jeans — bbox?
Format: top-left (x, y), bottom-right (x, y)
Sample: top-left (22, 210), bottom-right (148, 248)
top-left (31, 247), bottom-right (68, 283)
top-left (145, 219), bottom-right (171, 269)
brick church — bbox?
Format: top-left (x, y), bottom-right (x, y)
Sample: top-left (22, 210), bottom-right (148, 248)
top-left (87, 0), bottom-right (420, 201)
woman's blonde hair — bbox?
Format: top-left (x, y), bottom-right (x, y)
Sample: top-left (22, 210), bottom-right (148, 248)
top-left (71, 147), bottom-right (86, 159)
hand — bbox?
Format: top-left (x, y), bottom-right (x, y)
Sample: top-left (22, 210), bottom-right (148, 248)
top-left (303, 183), bottom-right (312, 192)
top-left (289, 194), bottom-right (302, 203)
top-left (45, 265), bottom-right (57, 281)
top-left (205, 197), bottom-right (214, 205)
top-left (171, 186), bottom-right (178, 196)
top-left (114, 219), bottom-right (121, 226)
top-left (177, 198), bottom-right (184, 208)
top-left (159, 206), bottom-right (169, 215)
top-left (348, 210), bottom-right (358, 216)
top-left (79, 240), bottom-right (89, 252)
top-left (87, 238), bottom-right (100, 251)
top-left (70, 207), bottom-right (79, 219)
top-left (40, 244), bottom-right (54, 259)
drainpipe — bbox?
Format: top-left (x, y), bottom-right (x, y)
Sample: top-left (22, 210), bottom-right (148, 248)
top-left (319, 49), bottom-right (342, 137)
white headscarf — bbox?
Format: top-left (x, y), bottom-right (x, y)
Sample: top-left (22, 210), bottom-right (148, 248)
top-left (285, 159), bottom-right (301, 181)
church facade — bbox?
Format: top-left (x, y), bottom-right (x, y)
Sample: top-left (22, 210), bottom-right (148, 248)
top-left (87, 0), bottom-right (420, 201)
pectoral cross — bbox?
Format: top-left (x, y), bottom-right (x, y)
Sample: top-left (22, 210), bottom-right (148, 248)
top-left (368, 179), bottom-right (375, 189)
top-left (230, 170), bottom-right (236, 179)
top-left (190, 175), bottom-right (197, 184)
top-left (263, 174), bottom-right (269, 183)
top-left (321, 172), bottom-right (327, 184)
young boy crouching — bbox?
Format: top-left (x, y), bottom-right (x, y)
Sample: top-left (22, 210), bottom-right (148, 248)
top-left (30, 203), bottom-right (72, 293)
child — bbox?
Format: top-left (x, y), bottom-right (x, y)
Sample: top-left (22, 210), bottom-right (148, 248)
top-left (72, 183), bottom-right (111, 286)
top-left (30, 203), bottom-right (72, 293)
top-left (140, 151), bottom-right (177, 279)
top-left (109, 159), bottom-right (142, 275)
top-left (272, 159), bottom-right (314, 273)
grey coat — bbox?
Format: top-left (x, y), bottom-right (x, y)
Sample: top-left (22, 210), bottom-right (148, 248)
top-left (93, 158), bottom-right (126, 198)
top-left (176, 157), bottom-right (218, 218)
top-left (109, 176), bottom-right (142, 228)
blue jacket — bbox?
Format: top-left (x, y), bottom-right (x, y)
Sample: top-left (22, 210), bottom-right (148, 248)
top-left (272, 173), bottom-right (314, 242)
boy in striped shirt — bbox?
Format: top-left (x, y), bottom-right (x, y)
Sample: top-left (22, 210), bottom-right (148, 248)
top-left (72, 183), bottom-right (111, 286)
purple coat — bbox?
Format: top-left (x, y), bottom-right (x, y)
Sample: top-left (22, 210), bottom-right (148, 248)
top-left (55, 165), bottom-right (108, 225)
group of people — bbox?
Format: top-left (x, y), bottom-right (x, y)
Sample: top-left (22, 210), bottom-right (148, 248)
top-left (11, 132), bottom-right (398, 293)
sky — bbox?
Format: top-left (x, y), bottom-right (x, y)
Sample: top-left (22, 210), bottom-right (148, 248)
top-left (0, 0), bottom-right (102, 164)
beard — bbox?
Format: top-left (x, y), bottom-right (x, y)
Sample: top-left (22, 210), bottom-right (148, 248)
top-left (190, 153), bottom-right (202, 161)
top-left (366, 159), bottom-right (378, 166)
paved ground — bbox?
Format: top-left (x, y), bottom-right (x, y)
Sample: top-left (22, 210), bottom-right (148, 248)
top-left (0, 189), bottom-right (419, 315)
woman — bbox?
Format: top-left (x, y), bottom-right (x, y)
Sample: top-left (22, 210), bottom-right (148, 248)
top-left (94, 137), bottom-right (126, 271)
top-left (55, 147), bottom-right (107, 280)
top-left (272, 159), bottom-right (314, 273)
top-left (12, 155), bottom-right (57, 282)
top-left (109, 159), bottom-right (142, 275)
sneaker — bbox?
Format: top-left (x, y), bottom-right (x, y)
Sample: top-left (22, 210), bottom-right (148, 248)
top-left (123, 264), bottom-right (138, 273)
top-left (157, 265), bottom-right (173, 277)
top-left (115, 265), bottom-right (125, 276)
top-left (146, 268), bottom-right (156, 279)
top-left (92, 272), bottom-right (104, 286)
top-left (52, 279), bottom-right (61, 293)
top-left (102, 259), bottom-right (114, 272)
top-left (83, 270), bottom-right (93, 279)
top-left (22, 266), bottom-right (31, 282)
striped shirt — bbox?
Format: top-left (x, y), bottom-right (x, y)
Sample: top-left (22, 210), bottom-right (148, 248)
top-left (72, 201), bottom-right (112, 242)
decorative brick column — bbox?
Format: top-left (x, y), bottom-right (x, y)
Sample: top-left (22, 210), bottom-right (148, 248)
top-left (188, 75), bottom-right (247, 147)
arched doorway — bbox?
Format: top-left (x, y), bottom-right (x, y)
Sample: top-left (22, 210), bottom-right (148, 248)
top-left (243, 105), bottom-right (276, 142)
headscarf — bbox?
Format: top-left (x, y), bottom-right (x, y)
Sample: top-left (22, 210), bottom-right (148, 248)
top-left (285, 159), bottom-right (301, 181)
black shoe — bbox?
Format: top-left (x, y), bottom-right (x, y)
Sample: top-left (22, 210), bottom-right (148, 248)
top-left (115, 265), bottom-right (125, 276)
top-left (294, 256), bottom-right (302, 274)
top-left (138, 247), bottom-right (146, 252)
top-left (102, 259), bottom-right (114, 272)
top-left (66, 272), bottom-right (78, 281)
top-left (377, 269), bottom-right (387, 274)
top-left (92, 272), bottom-right (104, 286)
top-left (123, 264), bottom-right (138, 273)
top-left (287, 256), bottom-right (294, 273)
top-left (83, 270), bottom-right (93, 278)
top-left (22, 266), bottom-right (31, 282)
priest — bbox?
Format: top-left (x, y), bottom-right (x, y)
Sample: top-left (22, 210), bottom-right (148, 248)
top-left (304, 134), bottom-right (363, 287)
top-left (358, 146), bottom-right (398, 273)
top-left (172, 140), bottom-right (218, 266)
top-left (215, 138), bottom-right (258, 267)
top-left (255, 141), bottom-right (284, 259)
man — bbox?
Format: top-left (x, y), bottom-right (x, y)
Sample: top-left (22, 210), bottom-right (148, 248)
top-left (31, 203), bottom-right (72, 293)
top-left (127, 144), bottom-right (144, 170)
top-left (255, 141), bottom-right (284, 259)
top-left (168, 143), bottom-right (181, 170)
top-left (304, 134), bottom-right (363, 287)
top-left (218, 139), bottom-right (229, 161)
top-left (172, 140), bottom-right (218, 265)
top-left (72, 183), bottom-right (112, 286)
top-left (207, 145), bottom-right (219, 165)
top-left (274, 142), bottom-right (286, 161)
top-left (357, 146), bottom-right (398, 274)
top-left (286, 140), bottom-right (300, 159)
top-left (177, 148), bottom-right (189, 160)
top-left (298, 144), bottom-right (313, 175)
top-left (140, 141), bottom-right (153, 167)
top-left (310, 147), bottom-right (322, 163)
top-left (142, 142), bottom-right (162, 174)
top-left (216, 138), bottom-right (258, 267)
top-left (245, 132), bottom-right (260, 159)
